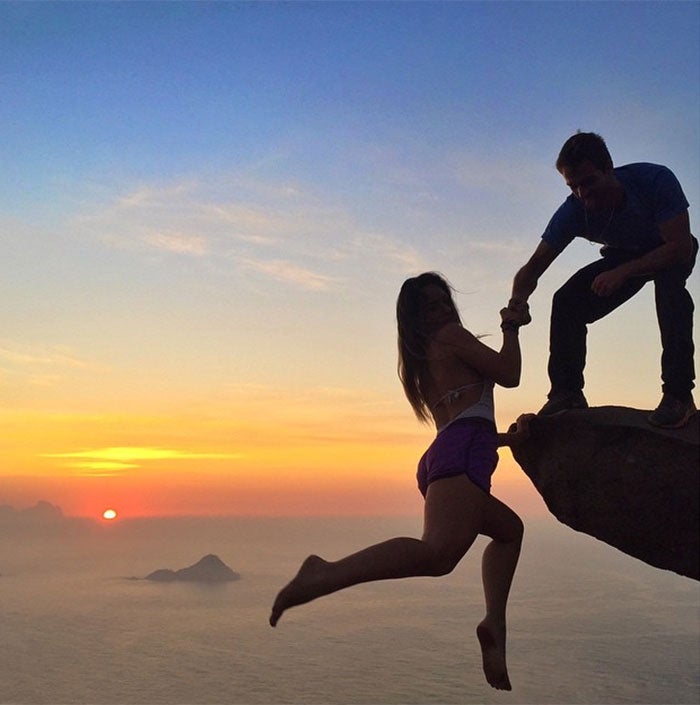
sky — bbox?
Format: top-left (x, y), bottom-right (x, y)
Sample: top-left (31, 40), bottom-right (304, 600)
top-left (1, 0), bottom-right (698, 520)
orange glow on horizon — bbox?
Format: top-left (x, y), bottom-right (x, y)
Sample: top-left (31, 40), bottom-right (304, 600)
top-left (0, 451), bottom-right (548, 521)
top-left (0, 386), bottom-right (548, 519)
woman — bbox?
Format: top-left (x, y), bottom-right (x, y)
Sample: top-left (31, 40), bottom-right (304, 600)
top-left (269, 272), bottom-right (530, 691)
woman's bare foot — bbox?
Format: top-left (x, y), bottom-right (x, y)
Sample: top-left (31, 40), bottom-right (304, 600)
top-left (476, 617), bottom-right (512, 690)
top-left (269, 555), bottom-right (329, 627)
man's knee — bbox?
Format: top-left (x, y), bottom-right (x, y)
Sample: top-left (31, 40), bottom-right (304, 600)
top-left (551, 284), bottom-right (586, 319)
top-left (552, 265), bottom-right (599, 307)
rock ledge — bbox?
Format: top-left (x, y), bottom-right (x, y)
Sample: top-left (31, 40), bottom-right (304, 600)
top-left (511, 406), bottom-right (699, 580)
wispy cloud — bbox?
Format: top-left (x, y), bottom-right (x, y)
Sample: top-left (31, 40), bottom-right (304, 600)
top-left (142, 231), bottom-right (209, 255)
top-left (74, 177), bottom-right (327, 256)
top-left (113, 182), bottom-right (196, 209)
top-left (0, 345), bottom-right (89, 369)
top-left (346, 231), bottom-right (425, 271)
top-left (0, 343), bottom-right (99, 388)
top-left (200, 203), bottom-right (284, 245)
top-left (239, 258), bottom-right (342, 290)
top-left (69, 173), bottom-right (427, 291)
top-left (44, 446), bottom-right (243, 461)
top-left (41, 446), bottom-right (244, 475)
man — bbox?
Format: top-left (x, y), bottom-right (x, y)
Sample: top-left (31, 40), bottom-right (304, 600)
top-left (510, 132), bottom-right (697, 428)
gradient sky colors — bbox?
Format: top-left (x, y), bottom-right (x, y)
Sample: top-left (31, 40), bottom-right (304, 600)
top-left (1, 1), bottom-right (698, 519)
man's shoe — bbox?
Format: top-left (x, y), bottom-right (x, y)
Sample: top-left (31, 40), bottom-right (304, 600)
top-left (648, 395), bottom-right (697, 429)
top-left (538, 391), bottom-right (588, 416)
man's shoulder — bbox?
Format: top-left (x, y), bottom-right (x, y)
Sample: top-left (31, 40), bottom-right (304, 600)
top-left (616, 162), bottom-right (686, 197)
top-left (616, 162), bottom-right (688, 220)
top-left (615, 162), bottom-right (673, 179)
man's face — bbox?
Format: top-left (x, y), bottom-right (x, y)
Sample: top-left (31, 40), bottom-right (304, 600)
top-left (560, 160), bottom-right (618, 212)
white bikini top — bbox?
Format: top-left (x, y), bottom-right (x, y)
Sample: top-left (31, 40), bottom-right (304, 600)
top-left (433, 379), bottom-right (495, 431)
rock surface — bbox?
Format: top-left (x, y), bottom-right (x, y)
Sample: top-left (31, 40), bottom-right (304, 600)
top-left (510, 406), bottom-right (699, 580)
top-left (146, 554), bottom-right (240, 582)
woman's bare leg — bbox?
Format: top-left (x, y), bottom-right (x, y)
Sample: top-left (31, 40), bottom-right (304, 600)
top-left (269, 538), bottom-right (433, 627)
top-left (269, 475), bottom-right (488, 626)
top-left (475, 494), bottom-right (524, 691)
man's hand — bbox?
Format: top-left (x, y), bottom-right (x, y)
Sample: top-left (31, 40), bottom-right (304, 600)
top-left (507, 298), bottom-right (532, 326)
top-left (591, 267), bottom-right (628, 297)
top-left (591, 212), bottom-right (693, 296)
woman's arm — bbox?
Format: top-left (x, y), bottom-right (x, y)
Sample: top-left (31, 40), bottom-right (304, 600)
top-left (433, 315), bottom-right (522, 388)
top-left (497, 414), bottom-right (535, 447)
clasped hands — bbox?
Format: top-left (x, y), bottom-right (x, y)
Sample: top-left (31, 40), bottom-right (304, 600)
top-left (500, 298), bottom-right (532, 328)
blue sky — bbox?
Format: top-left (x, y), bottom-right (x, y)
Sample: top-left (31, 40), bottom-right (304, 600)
top-left (1, 1), bottom-right (699, 515)
top-left (4, 1), bottom-right (698, 210)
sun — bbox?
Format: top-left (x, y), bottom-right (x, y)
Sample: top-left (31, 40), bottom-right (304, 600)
top-left (102, 508), bottom-right (118, 521)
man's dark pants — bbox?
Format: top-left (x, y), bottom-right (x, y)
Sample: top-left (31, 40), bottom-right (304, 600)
top-left (548, 237), bottom-right (698, 402)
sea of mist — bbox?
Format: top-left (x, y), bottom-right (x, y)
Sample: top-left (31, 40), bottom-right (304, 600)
top-left (0, 513), bottom-right (698, 704)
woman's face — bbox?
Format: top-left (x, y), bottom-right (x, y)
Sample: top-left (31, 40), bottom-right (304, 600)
top-left (419, 283), bottom-right (458, 332)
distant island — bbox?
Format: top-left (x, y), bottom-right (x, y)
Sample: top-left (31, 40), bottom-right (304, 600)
top-left (0, 500), bottom-right (92, 536)
top-left (145, 554), bottom-right (240, 583)
top-left (0, 500), bottom-right (64, 524)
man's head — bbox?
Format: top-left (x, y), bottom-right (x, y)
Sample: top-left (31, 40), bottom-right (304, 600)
top-left (556, 131), bottom-right (613, 173)
top-left (556, 132), bottom-right (622, 212)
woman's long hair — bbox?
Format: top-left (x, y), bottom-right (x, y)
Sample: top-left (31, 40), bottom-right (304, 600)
top-left (396, 272), bottom-right (458, 423)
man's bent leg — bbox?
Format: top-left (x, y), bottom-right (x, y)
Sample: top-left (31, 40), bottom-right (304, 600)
top-left (654, 240), bottom-right (697, 401)
top-left (547, 255), bottom-right (647, 399)
top-left (649, 240), bottom-right (698, 427)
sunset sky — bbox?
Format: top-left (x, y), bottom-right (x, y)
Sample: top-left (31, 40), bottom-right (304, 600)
top-left (1, 1), bottom-right (698, 520)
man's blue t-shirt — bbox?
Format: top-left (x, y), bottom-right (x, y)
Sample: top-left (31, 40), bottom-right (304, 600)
top-left (542, 162), bottom-right (689, 254)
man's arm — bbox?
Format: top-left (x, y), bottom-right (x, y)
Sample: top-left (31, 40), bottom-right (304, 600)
top-left (510, 240), bottom-right (560, 305)
top-left (591, 211), bottom-right (693, 297)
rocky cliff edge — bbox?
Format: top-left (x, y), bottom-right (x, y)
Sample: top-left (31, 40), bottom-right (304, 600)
top-left (510, 406), bottom-right (699, 580)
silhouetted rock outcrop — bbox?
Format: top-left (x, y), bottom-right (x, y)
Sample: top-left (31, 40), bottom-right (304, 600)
top-left (146, 554), bottom-right (240, 582)
top-left (511, 406), bottom-right (699, 580)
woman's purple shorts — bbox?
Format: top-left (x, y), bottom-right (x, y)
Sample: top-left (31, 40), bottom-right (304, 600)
top-left (417, 416), bottom-right (498, 497)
